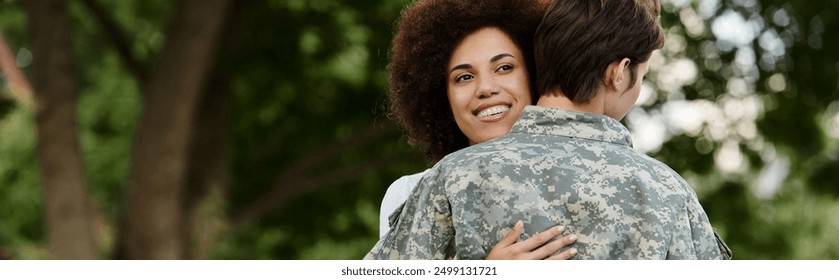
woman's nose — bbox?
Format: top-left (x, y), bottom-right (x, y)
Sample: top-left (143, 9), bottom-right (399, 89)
top-left (476, 77), bottom-right (500, 98)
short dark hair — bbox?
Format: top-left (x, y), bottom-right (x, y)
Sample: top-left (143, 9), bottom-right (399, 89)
top-left (388, 0), bottom-right (549, 162)
top-left (534, 0), bottom-right (665, 102)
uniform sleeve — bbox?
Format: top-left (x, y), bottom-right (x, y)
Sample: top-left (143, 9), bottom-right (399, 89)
top-left (686, 193), bottom-right (724, 259)
top-left (714, 229), bottom-right (733, 260)
top-left (667, 184), bottom-right (725, 260)
top-left (365, 167), bottom-right (454, 259)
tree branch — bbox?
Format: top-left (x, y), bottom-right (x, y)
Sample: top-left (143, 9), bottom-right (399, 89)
top-left (0, 32), bottom-right (33, 108)
top-left (230, 153), bottom-right (403, 227)
top-left (77, 0), bottom-right (148, 83)
top-left (281, 121), bottom-right (398, 180)
top-left (27, 0), bottom-right (97, 259)
top-left (117, 0), bottom-right (231, 259)
top-left (229, 121), bottom-right (400, 226)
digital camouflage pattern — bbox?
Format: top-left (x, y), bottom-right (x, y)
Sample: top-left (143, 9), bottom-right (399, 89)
top-left (366, 106), bottom-right (729, 260)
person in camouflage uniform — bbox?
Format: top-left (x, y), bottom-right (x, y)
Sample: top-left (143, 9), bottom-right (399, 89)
top-left (377, 0), bottom-right (581, 260)
top-left (366, 0), bottom-right (731, 260)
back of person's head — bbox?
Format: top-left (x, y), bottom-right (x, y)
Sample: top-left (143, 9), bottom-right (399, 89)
top-left (389, 0), bottom-right (549, 162)
top-left (534, 0), bottom-right (665, 102)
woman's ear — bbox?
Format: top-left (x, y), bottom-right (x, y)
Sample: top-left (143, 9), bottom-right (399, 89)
top-left (608, 58), bottom-right (631, 91)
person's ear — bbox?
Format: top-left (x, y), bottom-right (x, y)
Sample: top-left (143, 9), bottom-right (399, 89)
top-left (609, 58), bottom-right (631, 92)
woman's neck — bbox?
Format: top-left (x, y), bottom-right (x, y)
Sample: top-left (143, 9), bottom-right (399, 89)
top-left (536, 91), bottom-right (605, 115)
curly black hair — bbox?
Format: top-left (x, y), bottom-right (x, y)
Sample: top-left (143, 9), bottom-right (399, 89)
top-left (388, 0), bottom-right (549, 162)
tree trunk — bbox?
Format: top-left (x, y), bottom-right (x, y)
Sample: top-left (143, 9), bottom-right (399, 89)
top-left (181, 76), bottom-right (231, 259)
top-left (119, 0), bottom-right (229, 259)
top-left (180, 1), bottom-right (244, 259)
top-left (26, 0), bottom-right (97, 259)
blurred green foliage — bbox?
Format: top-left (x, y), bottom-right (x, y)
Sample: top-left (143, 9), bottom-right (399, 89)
top-left (0, 0), bottom-right (837, 259)
top-left (0, 108), bottom-right (44, 259)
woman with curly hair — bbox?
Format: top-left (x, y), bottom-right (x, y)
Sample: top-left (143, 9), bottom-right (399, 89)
top-left (378, 0), bottom-right (577, 260)
top-left (372, 0), bottom-right (731, 260)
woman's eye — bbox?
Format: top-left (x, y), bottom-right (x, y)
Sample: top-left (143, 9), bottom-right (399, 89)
top-left (496, 65), bottom-right (513, 73)
top-left (455, 74), bottom-right (474, 83)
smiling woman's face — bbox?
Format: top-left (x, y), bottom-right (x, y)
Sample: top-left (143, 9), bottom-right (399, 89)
top-left (446, 27), bottom-right (532, 145)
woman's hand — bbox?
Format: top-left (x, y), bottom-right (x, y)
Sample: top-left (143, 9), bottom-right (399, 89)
top-left (485, 221), bottom-right (578, 260)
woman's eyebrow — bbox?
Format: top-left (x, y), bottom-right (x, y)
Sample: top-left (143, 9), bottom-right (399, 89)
top-left (490, 53), bottom-right (514, 63)
top-left (449, 53), bottom-right (516, 73)
top-left (450, 63), bottom-right (472, 74)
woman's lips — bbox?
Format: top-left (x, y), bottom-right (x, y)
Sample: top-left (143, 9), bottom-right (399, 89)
top-left (476, 105), bottom-right (510, 121)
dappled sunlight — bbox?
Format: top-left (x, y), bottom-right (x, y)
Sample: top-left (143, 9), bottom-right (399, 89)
top-left (635, 83), bottom-right (656, 106)
top-left (14, 47), bottom-right (31, 68)
top-left (679, 8), bottom-right (706, 37)
top-left (826, 102), bottom-right (839, 139)
top-left (626, 109), bottom-right (668, 153)
top-left (712, 10), bottom-right (758, 49)
top-left (715, 140), bottom-right (745, 174)
top-left (831, 112), bottom-right (839, 139)
top-left (755, 155), bottom-right (788, 199)
top-left (766, 73), bottom-right (787, 92)
top-left (734, 47), bottom-right (758, 78)
top-left (663, 100), bottom-right (704, 136)
top-left (758, 29), bottom-right (786, 69)
top-left (658, 58), bottom-right (698, 94)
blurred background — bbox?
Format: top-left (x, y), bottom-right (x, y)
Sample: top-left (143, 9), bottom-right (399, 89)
top-left (0, 0), bottom-right (836, 259)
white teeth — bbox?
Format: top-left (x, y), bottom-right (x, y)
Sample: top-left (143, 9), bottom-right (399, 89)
top-left (477, 105), bottom-right (510, 117)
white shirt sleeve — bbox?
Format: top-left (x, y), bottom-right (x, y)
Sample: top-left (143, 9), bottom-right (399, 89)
top-left (378, 169), bottom-right (429, 238)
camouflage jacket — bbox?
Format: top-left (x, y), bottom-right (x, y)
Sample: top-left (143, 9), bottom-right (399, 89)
top-left (366, 106), bottom-right (729, 260)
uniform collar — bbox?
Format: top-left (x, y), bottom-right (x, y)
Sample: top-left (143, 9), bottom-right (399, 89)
top-left (510, 106), bottom-right (634, 147)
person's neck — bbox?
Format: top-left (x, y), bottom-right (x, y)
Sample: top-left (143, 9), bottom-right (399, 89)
top-left (536, 91), bottom-right (605, 115)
